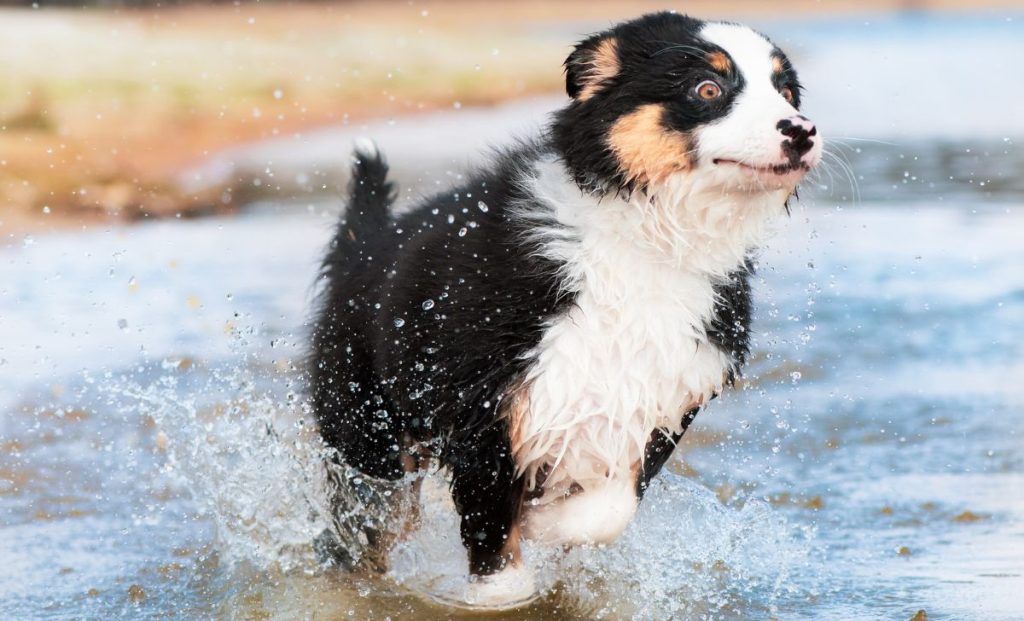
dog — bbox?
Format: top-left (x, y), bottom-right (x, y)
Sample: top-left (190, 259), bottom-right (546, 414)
top-left (310, 11), bottom-right (821, 609)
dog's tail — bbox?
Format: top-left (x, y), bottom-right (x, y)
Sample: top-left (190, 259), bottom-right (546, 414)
top-left (342, 138), bottom-right (395, 242)
top-left (316, 139), bottom-right (394, 297)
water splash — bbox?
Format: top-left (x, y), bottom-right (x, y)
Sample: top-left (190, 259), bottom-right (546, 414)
top-left (115, 365), bottom-right (329, 573)
top-left (388, 467), bottom-right (814, 618)
top-left (557, 476), bottom-right (814, 620)
top-left (104, 353), bottom-right (814, 618)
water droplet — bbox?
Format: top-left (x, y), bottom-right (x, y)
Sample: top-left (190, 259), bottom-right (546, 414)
top-left (394, 318), bottom-right (405, 328)
top-left (458, 227), bottom-right (468, 237)
top-left (421, 299), bottom-right (435, 310)
top-left (477, 201), bottom-right (489, 212)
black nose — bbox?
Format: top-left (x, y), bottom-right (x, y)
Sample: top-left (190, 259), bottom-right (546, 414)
top-left (777, 115), bottom-right (816, 162)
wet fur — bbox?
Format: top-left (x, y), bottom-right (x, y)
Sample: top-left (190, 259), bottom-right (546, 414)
top-left (310, 11), bottom-right (817, 582)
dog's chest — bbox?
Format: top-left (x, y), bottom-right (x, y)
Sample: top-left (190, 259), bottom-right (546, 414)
top-left (509, 243), bottom-right (734, 497)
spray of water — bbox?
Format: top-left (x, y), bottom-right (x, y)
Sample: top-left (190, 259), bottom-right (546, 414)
top-left (105, 349), bottom-right (814, 618)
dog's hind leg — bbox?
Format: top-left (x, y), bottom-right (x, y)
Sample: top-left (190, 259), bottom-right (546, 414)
top-left (312, 336), bottom-right (405, 481)
top-left (392, 432), bottom-right (433, 542)
top-left (311, 341), bottom-right (410, 569)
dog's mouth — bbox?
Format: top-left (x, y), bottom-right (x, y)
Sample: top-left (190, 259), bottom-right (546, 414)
top-left (712, 159), bottom-right (810, 176)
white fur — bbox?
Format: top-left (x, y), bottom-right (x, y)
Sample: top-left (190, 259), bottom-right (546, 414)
top-left (498, 22), bottom-right (820, 551)
top-left (523, 474), bottom-right (637, 545)
top-left (697, 23), bottom-right (824, 185)
top-left (353, 137), bottom-right (379, 159)
top-left (509, 153), bottom-right (786, 535)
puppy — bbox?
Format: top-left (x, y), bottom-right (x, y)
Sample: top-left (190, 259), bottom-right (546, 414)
top-left (310, 11), bottom-right (821, 609)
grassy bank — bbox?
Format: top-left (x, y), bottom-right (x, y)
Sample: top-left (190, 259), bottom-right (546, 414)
top-left (1, 0), bottom-right (1017, 232)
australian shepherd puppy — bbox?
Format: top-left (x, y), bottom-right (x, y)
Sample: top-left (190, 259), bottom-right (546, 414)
top-left (310, 11), bottom-right (821, 609)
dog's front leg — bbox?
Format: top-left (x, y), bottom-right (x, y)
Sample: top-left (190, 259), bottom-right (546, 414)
top-left (635, 406), bottom-right (700, 497)
top-left (447, 421), bottom-right (536, 608)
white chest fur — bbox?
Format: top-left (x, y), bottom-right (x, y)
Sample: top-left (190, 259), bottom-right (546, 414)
top-left (506, 158), bottom-right (784, 543)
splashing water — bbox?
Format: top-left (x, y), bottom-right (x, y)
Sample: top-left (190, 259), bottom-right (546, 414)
top-left (104, 351), bottom-right (814, 620)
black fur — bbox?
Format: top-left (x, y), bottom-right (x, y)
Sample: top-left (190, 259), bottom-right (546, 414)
top-left (707, 259), bottom-right (755, 374)
top-left (311, 141), bottom-right (577, 570)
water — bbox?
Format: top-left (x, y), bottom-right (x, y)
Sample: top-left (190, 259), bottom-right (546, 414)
top-left (4, 10), bottom-right (1024, 620)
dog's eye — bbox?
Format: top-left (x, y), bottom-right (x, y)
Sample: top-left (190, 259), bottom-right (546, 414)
top-left (780, 86), bottom-right (795, 104)
top-left (695, 80), bottom-right (722, 101)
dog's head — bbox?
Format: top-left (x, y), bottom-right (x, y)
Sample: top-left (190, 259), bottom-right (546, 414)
top-left (551, 12), bottom-right (822, 196)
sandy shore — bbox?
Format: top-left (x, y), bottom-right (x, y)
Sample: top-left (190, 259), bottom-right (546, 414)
top-left (1, 0), bottom-right (1020, 233)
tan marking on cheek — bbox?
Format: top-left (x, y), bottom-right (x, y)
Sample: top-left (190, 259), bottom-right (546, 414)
top-left (577, 38), bottom-right (619, 102)
top-left (607, 104), bottom-right (694, 187)
top-left (706, 51), bottom-right (732, 75)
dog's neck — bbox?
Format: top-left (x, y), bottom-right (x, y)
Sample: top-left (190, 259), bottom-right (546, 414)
top-left (520, 155), bottom-right (787, 281)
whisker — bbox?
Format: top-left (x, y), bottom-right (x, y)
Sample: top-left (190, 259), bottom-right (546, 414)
top-left (826, 136), bottom-right (900, 147)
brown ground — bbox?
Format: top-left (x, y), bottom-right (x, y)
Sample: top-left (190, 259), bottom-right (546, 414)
top-left (1, 0), bottom-right (1017, 233)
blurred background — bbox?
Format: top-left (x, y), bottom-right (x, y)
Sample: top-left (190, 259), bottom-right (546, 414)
top-left (1, 1), bottom-right (1022, 620)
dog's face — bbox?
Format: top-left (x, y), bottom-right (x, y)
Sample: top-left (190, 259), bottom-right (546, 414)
top-left (553, 12), bottom-right (822, 194)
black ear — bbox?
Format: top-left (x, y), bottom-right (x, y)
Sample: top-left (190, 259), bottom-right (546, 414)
top-left (564, 33), bottom-right (619, 101)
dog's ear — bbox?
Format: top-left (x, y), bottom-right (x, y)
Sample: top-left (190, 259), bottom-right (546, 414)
top-left (564, 33), bottom-right (619, 101)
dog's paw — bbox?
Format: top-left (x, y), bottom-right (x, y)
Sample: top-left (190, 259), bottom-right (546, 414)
top-left (465, 564), bottom-right (539, 610)
top-left (426, 564), bottom-right (539, 611)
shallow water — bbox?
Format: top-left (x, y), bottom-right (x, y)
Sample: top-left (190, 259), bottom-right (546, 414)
top-left (4, 9), bottom-right (1024, 621)
top-left (2, 203), bottom-right (1021, 620)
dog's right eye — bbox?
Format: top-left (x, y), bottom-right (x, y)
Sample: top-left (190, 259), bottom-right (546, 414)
top-left (695, 80), bottom-right (722, 101)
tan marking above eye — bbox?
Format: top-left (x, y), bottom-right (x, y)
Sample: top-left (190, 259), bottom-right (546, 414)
top-left (706, 51), bottom-right (732, 74)
top-left (607, 103), bottom-right (694, 187)
top-left (576, 37), bottom-right (620, 102)
top-left (695, 80), bottom-right (722, 101)
top-left (772, 55), bottom-right (785, 74)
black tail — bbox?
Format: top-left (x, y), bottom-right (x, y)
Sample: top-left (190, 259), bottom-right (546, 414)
top-left (341, 139), bottom-right (394, 244)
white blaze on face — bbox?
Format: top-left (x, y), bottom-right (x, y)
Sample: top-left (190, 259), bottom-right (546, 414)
top-left (695, 22), bottom-right (822, 186)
